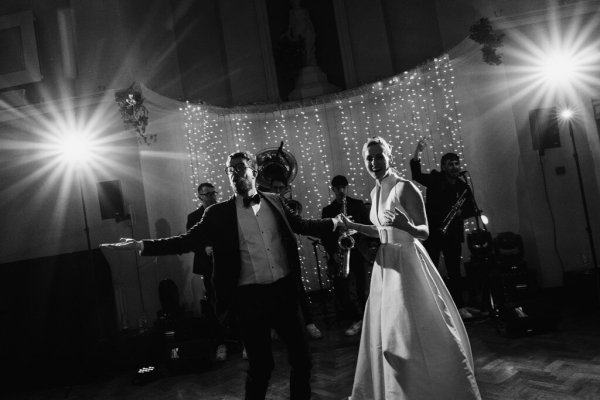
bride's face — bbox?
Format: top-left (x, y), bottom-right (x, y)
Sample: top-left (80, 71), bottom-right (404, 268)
top-left (364, 143), bottom-right (390, 180)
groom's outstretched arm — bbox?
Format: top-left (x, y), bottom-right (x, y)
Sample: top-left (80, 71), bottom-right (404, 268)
top-left (102, 212), bottom-right (210, 257)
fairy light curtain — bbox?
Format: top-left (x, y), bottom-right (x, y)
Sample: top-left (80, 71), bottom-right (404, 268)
top-left (181, 55), bottom-right (467, 292)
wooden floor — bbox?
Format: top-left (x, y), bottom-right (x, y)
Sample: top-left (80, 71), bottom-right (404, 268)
top-left (7, 291), bottom-right (600, 400)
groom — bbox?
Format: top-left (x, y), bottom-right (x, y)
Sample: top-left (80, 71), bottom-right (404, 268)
top-left (104, 151), bottom-right (342, 400)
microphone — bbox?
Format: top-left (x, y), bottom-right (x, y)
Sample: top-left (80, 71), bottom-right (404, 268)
top-left (459, 171), bottom-right (468, 176)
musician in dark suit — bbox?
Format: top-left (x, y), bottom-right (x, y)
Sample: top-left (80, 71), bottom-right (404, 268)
top-left (186, 182), bottom-right (229, 360)
top-left (104, 151), bottom-right (342, 400)
top-left (186, 182), bottom-right (217, 279)
top-left (410, 139), bottom-right (476, 318)
top-left (321, 175), bottom-right (370, 336)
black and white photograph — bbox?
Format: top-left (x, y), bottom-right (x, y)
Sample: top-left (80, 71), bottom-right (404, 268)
top-left (1, 1), bottom-right (600, 399)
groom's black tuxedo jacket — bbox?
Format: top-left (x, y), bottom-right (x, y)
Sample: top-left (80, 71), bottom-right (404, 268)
top-left (142, 191), bottom-right (334, 323)
top-left (186, 205), bottom-right (210, 276)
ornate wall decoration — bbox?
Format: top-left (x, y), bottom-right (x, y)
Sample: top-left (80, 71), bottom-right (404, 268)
top-left (115, 82), bottom-right (154, 144)
top-left (469, 18), bottom-right (504, 65)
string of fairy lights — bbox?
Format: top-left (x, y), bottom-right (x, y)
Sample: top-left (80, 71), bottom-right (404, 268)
top-left (180, 55), bottom-right (470, 291)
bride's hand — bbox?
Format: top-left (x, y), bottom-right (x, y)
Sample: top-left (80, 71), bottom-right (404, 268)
top-left (383, 208), bottom-right (410, 230)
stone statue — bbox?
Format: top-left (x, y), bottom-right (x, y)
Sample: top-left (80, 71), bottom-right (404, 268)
top-left (283, 0), bottom-right (317, 67)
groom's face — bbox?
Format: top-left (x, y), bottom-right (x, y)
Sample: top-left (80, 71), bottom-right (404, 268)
top-left (227, 156), bottom-right (256, 195)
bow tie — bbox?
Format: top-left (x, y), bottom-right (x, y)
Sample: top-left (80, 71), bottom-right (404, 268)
top-left (243, 194), bottom-right (261, 207)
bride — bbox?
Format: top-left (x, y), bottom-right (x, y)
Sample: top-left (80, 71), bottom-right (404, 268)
top-left (342, 137), bottom-right (481, 400)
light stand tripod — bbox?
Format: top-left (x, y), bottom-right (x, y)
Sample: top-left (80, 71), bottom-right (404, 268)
top-left (566, 118), bottom-right (600, 304)
top-left (63, 172), bottom-right (99, 398)
top-left (76, 172), bottom-right (100, 328)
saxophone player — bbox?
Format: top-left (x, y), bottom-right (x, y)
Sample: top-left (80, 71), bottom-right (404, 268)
top-left (410, 139), bottom-right (477, 319)
top-left (321, 175), bottom-right (370, 336)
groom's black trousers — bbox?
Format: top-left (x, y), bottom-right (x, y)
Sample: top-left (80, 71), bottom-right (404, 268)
top-left (235, 274), bottom-right (312, 400)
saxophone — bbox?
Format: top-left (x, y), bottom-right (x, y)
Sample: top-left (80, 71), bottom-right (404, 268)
top-left (336, 194), bottom-right (355, 278)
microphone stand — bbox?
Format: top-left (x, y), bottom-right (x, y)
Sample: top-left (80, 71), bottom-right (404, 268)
top-left (462, 172), bottom-right (491, 251)
top-left (462, 172), bottom-right (493, 314)
top-left (308, 237), bottom-right (330, 318)
top-left (122, 206), bottom-right (147, 331)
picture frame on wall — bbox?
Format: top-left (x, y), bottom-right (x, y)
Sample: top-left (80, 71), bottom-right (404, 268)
top-left (0, 10), bottom-right (43, 90)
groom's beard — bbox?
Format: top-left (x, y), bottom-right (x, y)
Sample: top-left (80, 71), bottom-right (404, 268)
top-left (233, 176), bottom-right (253, 195)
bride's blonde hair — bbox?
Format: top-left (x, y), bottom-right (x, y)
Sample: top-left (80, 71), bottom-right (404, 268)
top-left (362, 136), bottom-right (393, 158)
top-left (362, 136), bottom-right (403, 176)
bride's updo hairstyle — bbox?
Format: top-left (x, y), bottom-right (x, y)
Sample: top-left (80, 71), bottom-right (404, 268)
top-left (362, 136), bottom-right (393, 158)
top-left (362, 136), bottom-right (403, 177)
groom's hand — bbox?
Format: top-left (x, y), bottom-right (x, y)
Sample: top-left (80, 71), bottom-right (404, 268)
top-left (331, 214), bottom-right (346, 231)
top-left (101, 237), bottom-right (142, 251)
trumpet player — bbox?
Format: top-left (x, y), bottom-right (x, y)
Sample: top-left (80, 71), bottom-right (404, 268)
top-left (411, 139), bottom-right (477, 319)
top-left (321, 175), bottom-right (370, 336)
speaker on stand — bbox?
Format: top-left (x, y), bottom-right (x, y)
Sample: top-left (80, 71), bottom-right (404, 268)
top-left (529, 107), bottom-right (561, 154)
top-left (97, 180), bottom-right (129, 222)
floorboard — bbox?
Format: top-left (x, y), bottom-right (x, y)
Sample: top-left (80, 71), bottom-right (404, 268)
top-left (6, 290), bottom-right (600, 400)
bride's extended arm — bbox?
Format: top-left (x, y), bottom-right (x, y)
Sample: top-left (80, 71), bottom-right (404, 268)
top-left (341, 215), bottom-right (379, 238)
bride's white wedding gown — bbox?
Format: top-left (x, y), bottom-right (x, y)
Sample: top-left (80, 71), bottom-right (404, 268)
top-left (349, 173), bottom-right (481, 400)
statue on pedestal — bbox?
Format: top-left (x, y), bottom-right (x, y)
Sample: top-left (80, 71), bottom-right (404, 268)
top-left (283, 0), bottom-right (317, 67)
top-left (279, 0), bottom-right (337, 100)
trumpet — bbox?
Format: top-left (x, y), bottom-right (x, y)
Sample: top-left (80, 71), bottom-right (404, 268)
top-left (440, 188), bottom-right (468, 235)
top-left (336, 194), bottom-right (355, 278)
